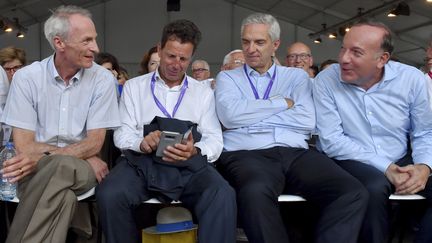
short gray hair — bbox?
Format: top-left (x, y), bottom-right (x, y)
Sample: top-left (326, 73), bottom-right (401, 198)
top-left (223, 49), bottom-right (242, 65)
top-left (192, 59), bottom-right (210, 71)
top-left (241, 13), bottom-right (280, 42)
top-left (44, 5), bottom-right (92, 50)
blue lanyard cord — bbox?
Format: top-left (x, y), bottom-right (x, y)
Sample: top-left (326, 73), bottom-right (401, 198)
top-left (243, 64), bottom-right (276, 100)
top-left (150, 72), bottom-right (188, 118)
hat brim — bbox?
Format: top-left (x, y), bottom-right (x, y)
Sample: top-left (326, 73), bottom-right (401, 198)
top-left (143, 225), bottom-right (198, 235)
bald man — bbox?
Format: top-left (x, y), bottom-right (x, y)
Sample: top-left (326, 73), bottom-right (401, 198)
top-left (286, 42), bottom-right (314, 77)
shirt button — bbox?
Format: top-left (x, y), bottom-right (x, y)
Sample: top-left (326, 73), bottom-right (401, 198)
top-left (368, 111), bottom-right (373, 115)
top-left (62, 108), bottom-right (66, 111)
top-left (377, 145), bottom-right (381, 149)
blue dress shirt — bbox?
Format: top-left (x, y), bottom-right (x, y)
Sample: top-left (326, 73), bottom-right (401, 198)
top-left (215, 64), bottom-right (314, 151)
top-left (313, 61), bottom-right (432, 172)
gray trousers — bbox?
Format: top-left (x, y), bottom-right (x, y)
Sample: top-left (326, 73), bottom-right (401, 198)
top-left (6, 155), bottom-right (97, 243)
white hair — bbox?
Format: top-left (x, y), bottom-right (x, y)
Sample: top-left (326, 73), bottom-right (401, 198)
top-left (192, 59), bottom-right (210, 71)
top-left (44, 5), bottom-right (92, 50)
top-left (241, 13), bottom-right (280, 42)
top-left (223, 49), bottom-right (242, 65)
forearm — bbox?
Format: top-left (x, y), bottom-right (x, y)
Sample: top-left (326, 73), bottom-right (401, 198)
top-left (216, 98), bottom-right (287, 128)
top-left (52, 129), bottom-right (106, 159)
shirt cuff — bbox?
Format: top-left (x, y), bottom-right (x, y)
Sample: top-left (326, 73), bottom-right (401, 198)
top-left (271, 98), bottom-right (289, 109)
top-left (370, 156), bottom-right (393, 173)
top-left (131, 138), bottom-right (144, 153)
top-left (413, 154), bottom-right (432, 172)
top-left (194, 142), bottom-right (216, 163)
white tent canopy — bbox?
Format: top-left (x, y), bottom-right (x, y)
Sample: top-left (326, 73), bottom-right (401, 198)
top-left (1, 0), bottom-right (431, 76)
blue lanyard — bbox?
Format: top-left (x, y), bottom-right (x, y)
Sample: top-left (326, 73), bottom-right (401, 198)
top-left (150, 72), bottom-right (188, 118)
top-left (243, 64), bottom-right (276, 100)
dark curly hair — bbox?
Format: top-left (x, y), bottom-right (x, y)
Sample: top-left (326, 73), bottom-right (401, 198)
top-left (95, 52), bottom-right (120, 72)
top-left (160, 19), bottom-right (201, 53)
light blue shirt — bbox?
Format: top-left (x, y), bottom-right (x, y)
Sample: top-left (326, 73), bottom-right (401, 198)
top-left (1, 55), bottom-right (120, 147)
top-left (313, 61), bottom-right (432, 172)
top-left (215, 64), bottom-right (314, 151)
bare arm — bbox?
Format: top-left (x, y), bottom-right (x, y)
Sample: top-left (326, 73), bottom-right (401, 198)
top-left (51, 129), bottom-right (106, 159)
top-left (1, 127), bottom-right (107, 182)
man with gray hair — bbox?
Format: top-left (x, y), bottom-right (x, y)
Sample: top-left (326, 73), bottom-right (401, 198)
top-left (215, 12), bottom-right (367, 243)
top-left (221, 49), bottom-right (245, 71)
top-left (1, 5), bottom-right (119, 242)
top-left (191, 59), bottom-right (211, 81)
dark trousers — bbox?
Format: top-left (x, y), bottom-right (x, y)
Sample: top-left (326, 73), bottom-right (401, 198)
top-left (96, 159), bottom-right (237, 243)
top-left (218, 147), bottom-right (368, 243)
top-left (335, 155), bottom-right (432, 243)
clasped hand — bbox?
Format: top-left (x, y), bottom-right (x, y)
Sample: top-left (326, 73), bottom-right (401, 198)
top-left (385, 163), bottom-right (430, 195)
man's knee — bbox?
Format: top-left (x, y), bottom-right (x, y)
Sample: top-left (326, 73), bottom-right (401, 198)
top-left (363, 176), bottom-right (392, 199)
top-left (96, 177), bottom-right (126, 209)
top-left (237, 182), bottom-right (277, 208)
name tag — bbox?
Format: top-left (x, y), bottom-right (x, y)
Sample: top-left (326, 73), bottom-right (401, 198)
top-left (247, 127), bottom-right (273, 134)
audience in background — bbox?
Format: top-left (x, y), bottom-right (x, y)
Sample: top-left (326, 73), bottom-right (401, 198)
top-left (0, 66), bottom-right (9, 111)
top-left (221, 49), bottom-right (245, 71)
top-left (117, 66), bottom-right (129, 95)
top-left (285, 42), bottom-right (314, 78)
top-left (215, 12), bottom-right (367, 243)
top-left (0, 46), bottom-right (27, 82)
top-left (309, 64), bottom-right (319, 77)
top-left (139, 46), bottom-right (159, 74)
top-left (314, 20), bottom-right (432, 243)
top-left (320, 59), bottom-right (338, 71)
top-left (95, 52), bottom-right (120, 79)
top-left (191, 59), bottom-right (211, 81)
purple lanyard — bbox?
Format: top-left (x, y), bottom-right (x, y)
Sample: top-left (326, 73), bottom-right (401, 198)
top-left (243, 64), bottom-right (276, 100)
top-left (150, 72), bottom-right (188, 118)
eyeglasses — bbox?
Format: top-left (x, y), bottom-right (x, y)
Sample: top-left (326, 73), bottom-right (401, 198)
top-left (286, 53), bottom-right (311, 61)
top-left (3, 65), bottom-right (23, 73)
top-left (192, 68), bottom-right (209, 73)
top-left (232, 59), bottom-right (245, 65)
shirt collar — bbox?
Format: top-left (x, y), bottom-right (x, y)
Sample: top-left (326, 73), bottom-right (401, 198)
top-left (48, 55), bottom-right (83, 85)
top-left (245, 62), bottom-right (276, 78)
top-left (153, 69), bottom-right (188, 91)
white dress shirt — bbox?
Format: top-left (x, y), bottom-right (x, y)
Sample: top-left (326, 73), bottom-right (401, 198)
top-left (1, 55), bottom-right (120, 147)
top-left (0, 66), bottom-right (9, 115)
top-left (114, 70), bottom-right (223, 162)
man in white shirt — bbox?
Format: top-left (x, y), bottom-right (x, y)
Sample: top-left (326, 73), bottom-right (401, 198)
top-left (0, 5), bottom-right (119, 243)
top-left (97, 19), bottom-right (236, 243)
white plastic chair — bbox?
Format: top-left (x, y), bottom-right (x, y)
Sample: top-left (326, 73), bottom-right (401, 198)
top-left (5, 186), bottom-right (96, 203)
